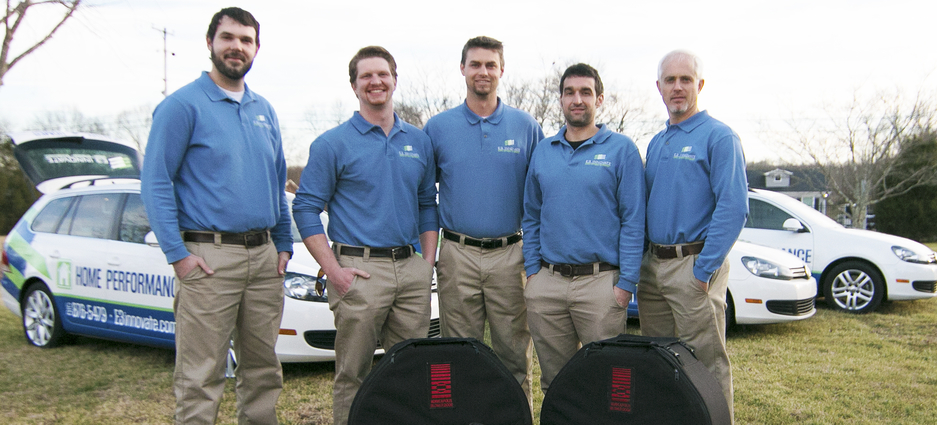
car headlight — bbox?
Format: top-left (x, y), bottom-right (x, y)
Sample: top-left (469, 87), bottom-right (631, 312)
top-left (740, 256), bottom-right (794, 280)
top-left (283, 271), bottom-right (328, 302)
top-left (891, 246), bottom-right (936, 264)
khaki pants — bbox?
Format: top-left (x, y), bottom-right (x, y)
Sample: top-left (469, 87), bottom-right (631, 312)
top-left (174, 240), bottom-right (284, 425)
top-left (436, 234), bottom-right (533, 407)
top-left (329, 245), bottom-right (434, 425)
top-left (637, 250), bottom-right (734, 423)
top-left (524, 268), bottom-right (627, 392)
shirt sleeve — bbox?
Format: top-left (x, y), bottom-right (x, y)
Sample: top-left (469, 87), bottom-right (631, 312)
top-left (522, 149), bottom-right (544, 276)
top-left (693, 131), bottom-right (749, 282)
top-left (417, 135), bottom-right (439, 234)
top-left (268, 108), bottom-right (293, 254)
top-left (141, 98), bottom-right (193, 264)
top-left (292, 135), bottom-right (334, 240)
top-left (615, 143), bottom-right (646, 293)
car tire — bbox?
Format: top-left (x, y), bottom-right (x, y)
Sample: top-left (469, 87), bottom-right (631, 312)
top-left (21, 283), bottom-right (68, 347)
top-left (822, 261), bottom-right (885, 314)
top-left (724, 290), bottom-right (736, 331)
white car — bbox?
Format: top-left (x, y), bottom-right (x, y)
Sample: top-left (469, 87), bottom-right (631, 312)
top-left (0, 131), bottom-right (439, 362)
top-left (628, 240), bottom-right (817, 326)
top-left (740, 188), bottom-right (937, 313)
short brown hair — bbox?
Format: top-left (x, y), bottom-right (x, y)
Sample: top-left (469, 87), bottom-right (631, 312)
top-left (461, 36), bottom-right (504, 68)
top-left (348, 46), bottom-right (397, 84)
top-left (207, 7), bottom-right (260, 46)
top-left (560, 63), bottom-right (604, 97)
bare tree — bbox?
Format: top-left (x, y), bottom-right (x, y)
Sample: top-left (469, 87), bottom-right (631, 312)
top-left (1, 0), bottom-right (82, 87)
top-left (31, 107), bottom-right (105, 133)
top-left (393, 68), bottom-right (460, 129)
top-left (778, 88), bottom-right (937, 228)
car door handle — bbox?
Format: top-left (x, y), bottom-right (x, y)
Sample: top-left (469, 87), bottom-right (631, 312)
top-left (49, 250), bottom-right (60, 259)
top-left (108, 257), bottom-right (120, 266)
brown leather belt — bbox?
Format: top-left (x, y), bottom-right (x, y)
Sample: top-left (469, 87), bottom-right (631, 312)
top-left (442, 229), bottom-right (522, 249)
top-left (541, 260), bottom-right (618, 277)
top-left (649, 241), bottom-right (705, 259)
top-left (338, 245), bottom-right (413, 261)
top-left (183, 230), bottom-right (269, 247)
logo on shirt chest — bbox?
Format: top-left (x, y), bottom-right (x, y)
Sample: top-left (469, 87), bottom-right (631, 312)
top-left (496, 139), bottom-right (521, 154)
top-left (253, 114), bottom-right (272, 130)
top-left (673, 146), bottom-right (696, 161)
top-left (399, 145), bottom-right (421, 159)
top-left (585, 153), bottom-right (611, 167)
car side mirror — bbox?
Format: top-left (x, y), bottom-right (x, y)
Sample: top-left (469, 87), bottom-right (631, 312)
top-left (144, 231), bottom-right (160, 247)
top-left (781, 218), bottom-right (807, 233)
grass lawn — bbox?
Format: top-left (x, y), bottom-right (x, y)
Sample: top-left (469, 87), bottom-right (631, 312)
top-left (1, 236), bottom-right (936, 423)
top-left (1, 298), bottom-right (935, 424)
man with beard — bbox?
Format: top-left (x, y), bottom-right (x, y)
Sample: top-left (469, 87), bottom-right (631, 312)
top-left (423, 36), bottom-right (542, 408)
top-left (522, 63), bottom-right (644, 393)
top-left (292, 46), bottom-right (438, 425)
top-left (639, 50), bottom-right (748, 423)
top-left (141, 7), bottom-right (291, 425)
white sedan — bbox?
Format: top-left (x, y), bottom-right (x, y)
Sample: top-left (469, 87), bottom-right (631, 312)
top-left (740, 188), bottom-right (937, 313)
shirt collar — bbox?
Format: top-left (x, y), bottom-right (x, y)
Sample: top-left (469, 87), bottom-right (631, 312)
top-left (197, 71), bottom-right (254, 104)
top-left (349, 111), bottom-right (406, 136)
top-left (551, 123), bottom-right (611, 147)
top-left (461, 98), bottom-right (504, 125)
top-left (667, 110), bottom-right (710, 133)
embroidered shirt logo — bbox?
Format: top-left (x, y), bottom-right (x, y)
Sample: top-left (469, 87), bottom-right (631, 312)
top-left (399, 145), bottom-right (420, 159)
top-left (253, 114), bottom-right (272, 130)
top-left (673, 146), bottom-right (696, 160)
top-left (497, 139), bottom-right (521, 154)
top-left (585, 153), bottom-right (612, 167)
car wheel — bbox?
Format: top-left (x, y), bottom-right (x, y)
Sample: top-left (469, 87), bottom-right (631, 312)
top-left (822, 261), bottom-right (885, 314)
top-left (21, 283), bottom-right (68, 347)
top-left (724, 291), bottom-right (736, 331)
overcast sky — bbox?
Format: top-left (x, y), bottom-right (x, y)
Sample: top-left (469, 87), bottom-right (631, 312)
top-left (1, 0), bottom-right (935, 165)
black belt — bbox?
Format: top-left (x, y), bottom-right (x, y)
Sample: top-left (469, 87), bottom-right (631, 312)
top-left (183, 230), bottom-right (269, 247)
top-left (442, 229), bottom-right (522, 249)
top-left (650, 241), bottom-right (705, 259)
top-left (541, 260), bottom-right (618, 277)
top-left (339, 245), bottom-right (413, 261)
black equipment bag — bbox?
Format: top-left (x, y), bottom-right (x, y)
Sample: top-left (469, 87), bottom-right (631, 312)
top-left (540, 334), bottom-right (730, 425)
top-left (348, 337), bottom-right (532, 425)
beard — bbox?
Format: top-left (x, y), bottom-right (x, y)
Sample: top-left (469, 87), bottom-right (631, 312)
top-left (564, 109), bottom-right (594, 128)
top-left (211, 50), bottom-right (253, 80)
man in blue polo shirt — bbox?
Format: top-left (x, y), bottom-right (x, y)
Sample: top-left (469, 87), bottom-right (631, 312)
top-left (522, 63), bottom-right (644, 393)
top-left (423, 36), bottom-right (542, 406)
top-left (292, 46), bottom-right (438, 425)
top-left (141, 8), bottom-right (291, 425)
top-left (639, 50), bottom-right (748, 423)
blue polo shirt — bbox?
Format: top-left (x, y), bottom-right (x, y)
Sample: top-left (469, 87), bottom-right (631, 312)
top-left (522, 124), bottom-right (646, 293)
top-left (645, 110), bottom-right (749, 283)
top-left (293, 112), bottom-right (438, 247)
top-left (424, 100), bottom-right (543, 238)
top-left (142, 72), bottom-right (292, 264)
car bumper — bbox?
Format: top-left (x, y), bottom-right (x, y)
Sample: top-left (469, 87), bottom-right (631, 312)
top-left (882, 262), bottom-right (937, 301)
top-left (274, 291), bottom-right (441, 363)
top-left (732, 276), bottom-right (818, 325)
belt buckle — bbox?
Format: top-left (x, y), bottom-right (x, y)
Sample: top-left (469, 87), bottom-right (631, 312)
top-left (243, 233), bottom-right (261, 246)
top-left (480, 239), bottom-right (500, 249)
top-left (391, 246), bottom-right (407, 261)
top-left (556, 264), bottom-right (574, 277)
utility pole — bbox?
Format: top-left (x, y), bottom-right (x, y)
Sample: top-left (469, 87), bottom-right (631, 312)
top-left (153, 27), bottom-right (173, 97)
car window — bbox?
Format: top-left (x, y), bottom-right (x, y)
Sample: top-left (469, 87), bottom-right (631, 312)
top-left (119, 194), bottom-right (150, 244)
top-left (746, 199), bottom-right (795, 230)
top-left (31, 197), bottom-right (74, 233)
top-left (69, 193), bottom-right (123, 239)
